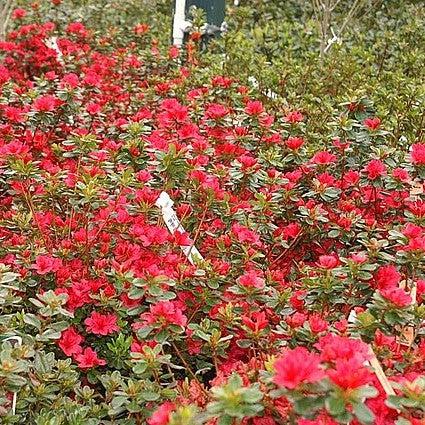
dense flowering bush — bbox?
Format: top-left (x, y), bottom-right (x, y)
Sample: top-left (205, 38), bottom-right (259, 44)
top-left (0, 11), bottom-right (424, 425)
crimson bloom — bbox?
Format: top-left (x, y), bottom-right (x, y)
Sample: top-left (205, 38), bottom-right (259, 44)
top-left (365, 159), bottom-right (386, 180)
top-left (327, 360), bottom-right (372, 389)
top-left (309, 314), bottom-right (328, 334)
top-left (206, 103), bottom-right (229, 120)
top-left (232, 222), bottom-right (261, 245)
top-left (410, 143), bottom-right (425, 165)
top-left (364, 117), bottom-right (381, 130)
top-left (75, 348), bottom-right (106, 369)
top-left (148, 402), bottom-right (175, 425)
top-left (245, 100), bottom-right (264, 116)
top-left (33, 95), bottom-right (60, 112)
top-left (274, 347), bottom-right (325, 389)
top-left (374, 265), bottom-right (400, 290)
top-left (311, 151), bottom-right (337, 165)
top-left (380, 287), bottom-right (412, 307)
top-left (12, 8), bottom-right (27, 19)
top-left (33, 255), bottom-right (62, 275)
top-left (316, 334), bottom-right (371, 365)
top-left (284, 111), bottom-right (304, 123)
top-left (238, 270), bottom-right (265, 289)
top-left (317, 255), bottom-right (338, 269)
top-left (58, 327), bottom-right (83, 356)
top-left (286, 136), bottom-right (304, 150)
top-left (139, 301), bottom-right (187, 328)
top-left (84, 311), bottom-right (120, 335)
top-left (242, 311), bottom-right (268, 333)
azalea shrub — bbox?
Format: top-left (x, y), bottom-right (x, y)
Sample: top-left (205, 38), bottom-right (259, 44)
top-left (0, 6), bottom-right (425, 425)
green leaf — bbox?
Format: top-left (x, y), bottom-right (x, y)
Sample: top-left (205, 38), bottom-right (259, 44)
top-left (236, 339), bottom-right (252, 348)
top-left (353, 402), bottom-right (375, 424)
top-left (111, 396), bottom-right (128, 409)
top-left (294, 396), bottom-right (324, 416)
top-left (140, 391), bottom-right (160, 401)
top-left (217, 416), bottom-right (233, 425)
top-left (356, 385), bottom-right (379, 399)
top-left (326, 395), bottom-right (345, 416)
top-left (24, 314), bottom-right (41, 329)
top-left (132, 362), bottom-right (148, 374)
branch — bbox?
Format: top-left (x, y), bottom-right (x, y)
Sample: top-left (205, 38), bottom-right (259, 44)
top-left (338, 0), bottom-right (364, 36)
top-left (0, 0), bottom-right (15, 40)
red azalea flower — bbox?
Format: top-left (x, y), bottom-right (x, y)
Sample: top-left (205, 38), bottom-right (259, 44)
top-left (134, 23), bottom-right (150, 34)
top-left (231, 222), bottom-right (261, 245)
top-left (286, 136), bottom-right (304, 150)
top-left (380, 287), bottom-right (412, 307)
top-left (206, 103), bottom-right (229, 120)
top-left (59, 327), bottom-right (83, 356)
top-left (365, 159), bottom-right (386, 180)
top-left (245, 100), bottom-right (264, 116)
top-left (410, 143), bottom-right (425, 165)
top-left (417, 279), bottom-right (425, 302)
top-left (374, 265), bottom-right (400, 290)
top-left (173, 230), bottom-right (192, 246)
top-left (238, 270), bottom-right (265, 289)
top-left (316, 334), bottom-right (371, 365)
top-left (286, 312), bottom-right (307, 329)
top-left (75, 347), bottom-right (106, 369)
top-left (364, 117), bottom-right (381, 130)
top-left (147, 402), bottom-right (175, 425)
top-left (298, 413), bottom-right (339, 425)
top-left (350, 252), bottom-right (367, 264)
top-left (392, 167), bottom-right (410, 182)
top-left (86, 102), bottom-right (101, 114)
top-left (274, 347), bottom-right (325, 389)
top-left (84, 311), bottom-right (120, 335)
top-left (168, 45), bottom-right (179, 59)
top-left (33, 95), bottom-right (60, 112)
top-left (33, 254), bottom-right (62, 275)
top-left (309, 314), bottom-right (328, 334)
top-left (67, 21), bottom-right (88, 37)
top-left (252, 416), bottom-right (279, 425)
top-left (282, 222), bottom-right (301, 239)
top-left (311, 151), bottom-right (337, 165)
top-left (327, 360), bottom-right (373, 389)
top-left (242, 311), bottom-right (268, 333)
top-left (2, 106), bottom-right (26, 123)
top-left (284, 111), bottom-right (304, 123)
top-left (140, 301), bottom-right (187, 327)
top-left (374, 329), bottom-right (396, 348)
top-left (402, 223), bottom-right (423, 239)
top-left (317, 255), bottom-right (338, 269)
top-left (12, 8), bottom-right (27, 19)
top-left (290, 290), bottom-right (306, 310)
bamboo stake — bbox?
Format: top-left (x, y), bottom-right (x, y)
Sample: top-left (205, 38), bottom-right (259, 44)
top-left (348, 310), bottom-right (395, 396)
top-left (368, 348), bottom-right (395, 396)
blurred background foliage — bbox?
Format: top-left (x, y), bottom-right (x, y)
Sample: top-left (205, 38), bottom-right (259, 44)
top-left (7, 0), bottom-right (425, 144)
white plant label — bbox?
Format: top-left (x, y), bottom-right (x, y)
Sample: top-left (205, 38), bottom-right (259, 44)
top-left (3, 335), bottom-right (22, 415)
top-left (155, 191), bottom-right (203, 265)
top-left (44, 36), bottom-right (64, 65)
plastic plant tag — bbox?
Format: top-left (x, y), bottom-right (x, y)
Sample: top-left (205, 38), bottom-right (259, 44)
top-left (0, 335), bottom-right (22, 415)
top-left (155, 191), bottom-right (204, 265)
top-left (44, 36), bottom-right (64, 64)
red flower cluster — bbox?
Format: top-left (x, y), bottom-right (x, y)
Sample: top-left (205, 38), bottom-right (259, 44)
top-left (0, 15), bottom-right (424, 425)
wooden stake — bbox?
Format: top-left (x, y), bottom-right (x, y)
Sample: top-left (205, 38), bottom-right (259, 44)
top-left (367, 347), bottom-right (395, 396)
top-left (348, 310), bottom-right (395, 396)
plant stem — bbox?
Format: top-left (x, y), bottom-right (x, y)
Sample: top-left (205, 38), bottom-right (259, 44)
top-left (170, 340), bottom-right (208, 395)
